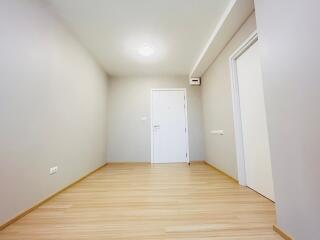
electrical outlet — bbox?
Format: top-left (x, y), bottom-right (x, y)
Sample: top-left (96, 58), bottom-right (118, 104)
top-left (210, 130), bottom-right (224, 135)
top-left (49, 166), bottom-right (58, 175)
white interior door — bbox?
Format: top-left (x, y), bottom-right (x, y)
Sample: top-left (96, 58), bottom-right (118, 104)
top-left (236, 41), bottom-right (275, 200)
top-left (151, 89), bottom-right (189, 163)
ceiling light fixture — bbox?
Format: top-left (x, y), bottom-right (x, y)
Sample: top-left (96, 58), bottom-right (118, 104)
top-left (138, 44), bottom-right (154, 57)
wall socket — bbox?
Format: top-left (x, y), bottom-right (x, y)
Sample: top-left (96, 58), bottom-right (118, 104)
top-left (210, 130), bottom-right (224, 135)
top-left (49, 166), bottom-right (58, 175)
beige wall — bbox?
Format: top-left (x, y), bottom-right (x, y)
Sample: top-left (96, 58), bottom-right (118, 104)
top-left (255, 1), bottom-right (320, 239)
top-left (0, 0), bottom-right (109, 225)
top-left (201, 13), bottom-right (256, 179)
top-left (107, 76), bottom-right (204, 162)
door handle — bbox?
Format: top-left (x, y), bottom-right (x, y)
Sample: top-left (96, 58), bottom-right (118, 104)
top-left (153, 124), bottom-right (160, 128)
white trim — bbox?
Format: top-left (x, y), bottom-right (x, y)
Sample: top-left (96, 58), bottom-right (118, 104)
top-left (184, 90), bottom-right (190, 164)
top-left (150, 88), bottom-right (190, 164)
top-left (190, 0), bottom-right (255, 77)
top-left (229, 31), bottom-right (258, 186)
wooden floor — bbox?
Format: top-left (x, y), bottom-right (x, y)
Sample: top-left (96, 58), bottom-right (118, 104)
top-left (0, 162), bottom-right (282, 239)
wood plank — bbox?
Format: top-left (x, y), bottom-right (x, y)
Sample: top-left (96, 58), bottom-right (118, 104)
top-left (273, 225), bottom-right (294, 240)
top-left (0, 163), bottom-right (107, 231)
top-left (0, 162), bottom-right (283, 239)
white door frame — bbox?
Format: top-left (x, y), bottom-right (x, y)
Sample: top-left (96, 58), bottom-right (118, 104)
top-left (229, 31), bottom-right (258, 186)
top-left (150, 88), bottom-right (190, 164)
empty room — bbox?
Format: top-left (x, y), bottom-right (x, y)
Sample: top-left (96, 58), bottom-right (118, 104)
top-left (0, 0), bottom-right (319, 239)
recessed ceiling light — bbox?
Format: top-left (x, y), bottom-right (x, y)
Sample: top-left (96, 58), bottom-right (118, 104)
top-left (138, 45), bottom-right (154, 57)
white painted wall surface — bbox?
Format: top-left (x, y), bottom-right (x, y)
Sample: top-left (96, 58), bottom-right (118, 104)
top-left (201, 13), bottom-right (257, 179)
top-left (107, 76), bottom-right (204, 162)
top-left (0, 0), bottom-right (109, 225)
top-left (255, 0), bottom-right (320, 239)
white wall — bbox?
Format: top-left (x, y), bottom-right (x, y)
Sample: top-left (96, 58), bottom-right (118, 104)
top-left (107, 76), bottom-right (204, 162)
top-left (201, 13), bottom-right (256, 179)
top-left (255, 1), bottom-right (320, 239)
top-left (0, 0), bottom-right (109, 225)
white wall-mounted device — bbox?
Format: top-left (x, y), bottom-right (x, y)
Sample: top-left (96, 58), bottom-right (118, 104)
top-left (210, 130), bottom-right (224, 135)
top-left (49, 166), bottom-right (58, 175)
top-left (189, 77), bottom-right (201, 86)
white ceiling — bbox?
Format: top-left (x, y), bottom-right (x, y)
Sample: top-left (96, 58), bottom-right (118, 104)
top-left (48, 0), bottom-right (232, 77)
